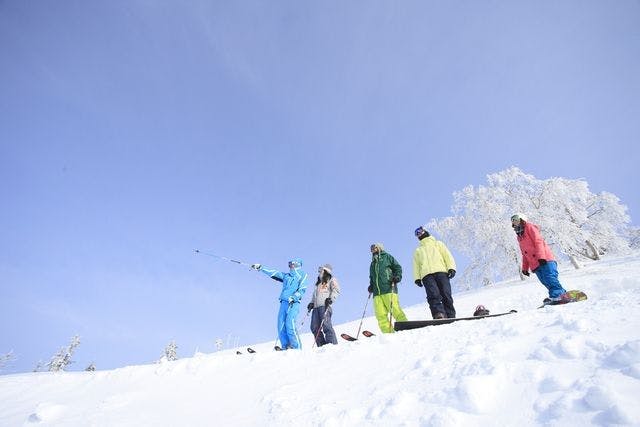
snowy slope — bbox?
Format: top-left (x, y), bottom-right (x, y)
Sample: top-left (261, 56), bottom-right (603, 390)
top-left (1, 254), bottom-right (640, 426)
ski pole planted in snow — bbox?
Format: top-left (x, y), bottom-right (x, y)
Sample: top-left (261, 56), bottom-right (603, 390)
top-left (312, 306), bottom-right (331, 348)
top-left (354, 292), bottom-right (372, 339)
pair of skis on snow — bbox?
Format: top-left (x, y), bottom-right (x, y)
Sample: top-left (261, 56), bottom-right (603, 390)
top-left (340, 330), bottom-right (375, 341)
top-left (237, 345), bottom-right (285, 355)
top-left (237, 332), bottom-right (376, 354)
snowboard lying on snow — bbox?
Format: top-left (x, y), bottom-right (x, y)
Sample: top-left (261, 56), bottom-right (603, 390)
top-left (537, 289), bottom-right (587, 308)
top-left (394, 310), bottom-right (518, 332)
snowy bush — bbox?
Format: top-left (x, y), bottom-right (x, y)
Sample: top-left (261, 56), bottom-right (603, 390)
top-left (46, 335), bottom-right (81, 372)
top-left (0, 351), bottom-right (16, 372)
top-left (160, 341), bottom-right (178, 362)
top-left (428, 167), bottom-right (632, 288)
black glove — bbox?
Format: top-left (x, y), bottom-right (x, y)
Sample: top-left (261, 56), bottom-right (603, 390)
top-left (367, 285), bottom-right (373, 293)
top-left (414, 279), bottom-right (423, 287)
top-left (324, 298), bottom-right (332, 306)
top-left (391, 276), bottom-right (400, 284)
top-left (538, 259), bottom-right (547, 266)
top-left (307, 302), bottom-right (314, 311)
top-left (447, 269), bottom-right (456, 279)
top-left (251, 263), bottom-right (261, 270)
top-left (522, 269), bottom-right (530, 277)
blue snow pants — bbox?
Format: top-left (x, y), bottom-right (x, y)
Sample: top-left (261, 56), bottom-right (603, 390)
top-left (534, 260), bottom-right (567, 298)
top-left (310, 306), bottom-right (337, 346)
top-left (278, 300), bottom-right (301, 349)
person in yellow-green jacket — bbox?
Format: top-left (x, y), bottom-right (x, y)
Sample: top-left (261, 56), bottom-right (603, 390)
top-left (368, 243), bottom-right (408, 333)
top-left (413, 226), bottom-right (457, 319)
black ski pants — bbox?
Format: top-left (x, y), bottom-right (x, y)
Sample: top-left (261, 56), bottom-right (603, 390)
top-left (421, 272), bottom-right (456, 319)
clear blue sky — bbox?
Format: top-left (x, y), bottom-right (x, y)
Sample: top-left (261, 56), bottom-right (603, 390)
top-left (1, 1), bottom-right (639, 373)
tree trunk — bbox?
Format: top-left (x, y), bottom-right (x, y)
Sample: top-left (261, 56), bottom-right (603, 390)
top-left (569, 255), bottom-right (581, 269)
top-left (586, 240), bottom-right (601, 260)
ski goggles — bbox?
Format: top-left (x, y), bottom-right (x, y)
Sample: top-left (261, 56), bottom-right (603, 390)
top-left (288, 261), bottom-right (300, 268)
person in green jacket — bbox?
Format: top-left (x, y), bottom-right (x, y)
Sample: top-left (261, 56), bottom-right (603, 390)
top-left (412, 226), bottom-right (457, 319)
top-left (368, 243), bottom-right (408, 333)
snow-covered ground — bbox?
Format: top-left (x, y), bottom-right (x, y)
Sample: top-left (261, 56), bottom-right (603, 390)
top-left (2, 253), bottom-right (640, 426)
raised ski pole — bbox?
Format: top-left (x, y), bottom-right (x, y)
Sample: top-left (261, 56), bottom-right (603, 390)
top-left (193, 249), bottom-right (252, 267)
top-left (354, 292), bottom-right (372, 339)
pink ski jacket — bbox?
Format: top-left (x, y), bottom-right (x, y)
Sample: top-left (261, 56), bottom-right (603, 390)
top-left (517, 221), bottom-right (556, 272)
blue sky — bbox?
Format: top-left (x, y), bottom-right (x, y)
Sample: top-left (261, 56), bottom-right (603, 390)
top-left (1, 1), bottom-right (639, 373)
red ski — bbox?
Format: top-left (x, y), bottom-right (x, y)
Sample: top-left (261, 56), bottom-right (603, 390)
top-left (340, 330), bottom-right (375, 341)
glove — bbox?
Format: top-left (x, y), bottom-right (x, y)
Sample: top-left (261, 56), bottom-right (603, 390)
top-left (251, 263), bottom-right (261, 270)
top-left (391, 276), bottom-right (400, 284)
top-left (414, 279), bottom-right (423, 287)
top-left (288, 296), bottom-right (295, 304)
top-left (307, 302), bottom-right (314, 311)
top-left (522, 269), bottom-right (530, 276)
top-left (324, 298), bottom-right (332, 306)
top-left (538, 259), bottom-right (547, 266)
top-left (367, 285), bottom-right (373, 293)
top-left (447, 269), bottom-right (456, 279)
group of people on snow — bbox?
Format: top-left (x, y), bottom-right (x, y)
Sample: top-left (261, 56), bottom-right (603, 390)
top-left (250, 214), bottom-right (568, 350)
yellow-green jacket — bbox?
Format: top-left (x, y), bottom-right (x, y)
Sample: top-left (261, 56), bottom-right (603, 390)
top-left (412, 236), bottom-right (456, 281)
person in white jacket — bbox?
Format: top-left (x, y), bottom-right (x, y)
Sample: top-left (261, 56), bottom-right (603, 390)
top-left (307, 264), bottom-right (341, 346)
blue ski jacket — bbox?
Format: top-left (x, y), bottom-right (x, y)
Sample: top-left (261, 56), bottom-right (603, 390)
top-left (260, 258), bottom-right (308, 302)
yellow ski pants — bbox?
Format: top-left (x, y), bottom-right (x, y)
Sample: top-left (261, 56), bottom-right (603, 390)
top-left (373, 293), bottom-right (407, 333)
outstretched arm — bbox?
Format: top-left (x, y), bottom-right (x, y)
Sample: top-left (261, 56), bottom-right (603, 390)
top-left (259, 266), bottom-right (285, 282)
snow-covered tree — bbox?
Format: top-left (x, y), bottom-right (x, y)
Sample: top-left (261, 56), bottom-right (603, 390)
top-left (46, 335), bottom-right (81, 372)
top-left (429, 167), bottom-right (632, 288)
top-left (160, 340), bottom-right (178, 362)
top-left (33, 360), bottom-right (44, 372)
top-left (629, 226), bottom-right (640, 249)
top-left (0, 351), bottom-right (16, 372)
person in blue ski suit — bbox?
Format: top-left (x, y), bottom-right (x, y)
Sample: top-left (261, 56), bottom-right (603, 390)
top-left (251, 258), bottom-right (308, 349)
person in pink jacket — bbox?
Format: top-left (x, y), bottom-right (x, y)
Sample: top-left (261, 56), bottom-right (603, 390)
top-left (511, 213), bottom-right (568, 303)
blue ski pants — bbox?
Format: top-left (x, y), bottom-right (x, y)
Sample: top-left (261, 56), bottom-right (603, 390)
top-left (278, 300), bottom-right (301, 349)
top-left (534, 260), bottom-right (566, 298)
top-left (310, 305), bottom-right (337, 346)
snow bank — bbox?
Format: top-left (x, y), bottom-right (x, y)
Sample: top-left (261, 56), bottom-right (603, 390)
top-left (2, 254), bottom-right (640, 426)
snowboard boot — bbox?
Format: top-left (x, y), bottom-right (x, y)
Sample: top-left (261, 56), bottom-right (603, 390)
top-left (434, 312), bottom-right (446, 319)
top-left (544, 293), bottom-right (572, 306)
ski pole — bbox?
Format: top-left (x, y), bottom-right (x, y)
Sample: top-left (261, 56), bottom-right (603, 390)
top-left (389, 298), bottom-right (394, 331)
top-left (312, 306), bottom-right (330, 348)
top-left (299, 306), bottom-right (312, 328)
top-left (193, 249), bottom-right (252, 267)
top-left (354, 292), bottom-right (372, 339)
